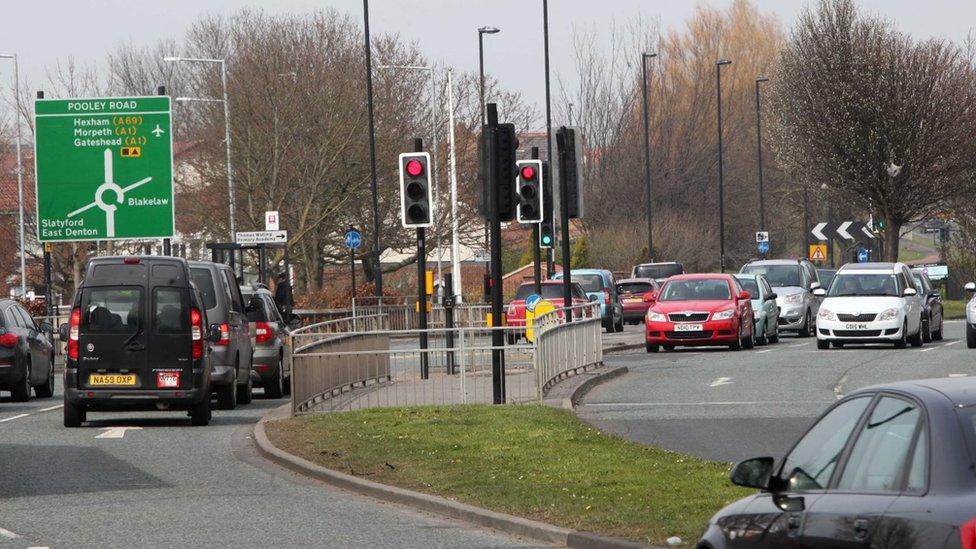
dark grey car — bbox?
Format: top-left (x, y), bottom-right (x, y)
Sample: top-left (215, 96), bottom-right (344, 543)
top-left (699, 377), bottom-right (976, 548)
top-left (242, 286), bottom-right (290, 399)
top-left (0, 300), bottom-right (55, 402)
top-left (189, 261), bottom-right (254, 409)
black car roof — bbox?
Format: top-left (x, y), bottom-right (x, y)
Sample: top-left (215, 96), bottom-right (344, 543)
top-left (853, 377), bottom-right (976, 407)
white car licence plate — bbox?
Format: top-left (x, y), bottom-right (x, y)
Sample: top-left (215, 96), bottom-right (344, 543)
top-left (674, 323), bottom-right (703, 332)
top-left (844, 323), bottom-right (869, 330)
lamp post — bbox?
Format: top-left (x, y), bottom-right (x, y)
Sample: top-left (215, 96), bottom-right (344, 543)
top-left (362, 0), bottom-right (383, 297)
top-left (0, 53), bottom-right (25, 297)
top-left (164, 56), bottom-right (235, 241)
top-left (716, 58), bottom-right (732, 272)
top-left (378, 64), bottom-right (443, 294)
top-left (641, 52), bottom-right (658, 260)
top-left (478, 26), bottom-right (500, 287)
top-left (755, 77), bottom-right (769, 235)
top-left (542, 0), bottom-right (555, 276)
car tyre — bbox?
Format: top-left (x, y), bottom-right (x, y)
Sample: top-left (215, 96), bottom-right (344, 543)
top-left (756, 321), bottom-right (768, 346)
top-left (217, 371), bottom-right (237, 410)
top-left (731, 323), bottom-right (744, 351)
top-left (238, 369), bottom-right (253, 405)
top-left (645, 342), bottom-right (659, 353)
top-left (968, 324), bottom-right (976, 349)
top-left (743, 323), bottom-right (756, 350)
top-left (663, 345), bottom-right (675, 351)
top-left (265, 357), bottom-right (285, 399)
top-left (909, 317), bottom-right (924, 347)
top-left (189, 395), bottom-right (211, 426)
top-left (35, 363), bottom-right (55, 398)
top-left (10, 362), bottom-right (30, 402)
top-left (922, 315), bottom-right (932, 343)
top-left (932, 316), bottom-right (944, 341)
top-left (798, 310), bottom-right (813, 338)
top-left (769, 323), bottom-right (780, 344)
top-left (614, 314), bottom-right (624, 333)
top-left (817, 339), bottom-right (830, 350)
top-left (63, 397), bottom-right (85, 428)
top-left (895, 322), bottom-right (908, 349)
top-left (506, 332), bottom-right (516, 345)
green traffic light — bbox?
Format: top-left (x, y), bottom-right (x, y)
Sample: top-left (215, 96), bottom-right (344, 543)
top-left (542, 235), bottom-right (552, 245)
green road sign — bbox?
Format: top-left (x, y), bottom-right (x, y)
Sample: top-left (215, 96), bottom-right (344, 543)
top-left (34, 96), bottom-right (174, 242)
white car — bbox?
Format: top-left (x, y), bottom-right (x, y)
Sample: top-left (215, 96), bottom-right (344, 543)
top-left (814, 262), bottom-right (925, 349)
top-left (964, 282), bottom-right (976, 348)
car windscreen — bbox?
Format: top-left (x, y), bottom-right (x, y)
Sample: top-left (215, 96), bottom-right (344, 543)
top-left (244, 293), bottom-right (271, 322)
top-left (828, 273), bottom-right (900, 297)
top-left (190, 268), bottom-right (218, 309)
top-left (618, 282), bottom-right (654, 295)
top-left (515, 284), bottom-right (565, 301)
top-left (81, 287), bottom-right (143, 334)
top-left (635, 264), bottom-right (683, 279)
top-left (572, 274), bottom-right (605, 293)
top-left (740, 265), bottom-right (801, 287)
top-left (736, 278), bottom-right (760, 297)
top-left (659, 279), bottom-right (731, 301)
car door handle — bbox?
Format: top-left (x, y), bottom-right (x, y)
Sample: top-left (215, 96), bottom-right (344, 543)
top-left (853, 518), bottom-right (869, 536)
top-left (787, 514), bottom-right (801, 529)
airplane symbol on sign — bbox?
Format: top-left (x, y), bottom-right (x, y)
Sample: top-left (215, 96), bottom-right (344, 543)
top-left (151, 124), bottom-right (165, 137)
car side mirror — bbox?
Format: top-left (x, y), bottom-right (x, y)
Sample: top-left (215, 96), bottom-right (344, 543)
top-left (903, 287), bottom-right (917, 297)
top-left (288, 313), bottom-right (302, 329)
top-left (738, 290), bottom-right (751, 300)
top-left (772, 493), bottom-right (806, 513)
top-left (58, 323), bottom-right (69, 342)
top-left (930, 291), bottom-right (941, 299)
top-left (246, 296), bottom-right (263, 313)
top-left (766, 293), bottom-right (778, 301)
top-left (643, 291), bottom-right (658, 303)
top-left (39, 322), bottom-right (53, 334)
top-left (207, 323), bottom-right (222, 343)
top-left (588, 294), bottom-right (599, 302)
top-left (810, 282), bottom-right (821, 291)
top-left (730, 457), bottom-right (775, 489)
top-left (812, 288), bottom-right (827, 297)
top-left (966, 282), bottom-right (976, 293)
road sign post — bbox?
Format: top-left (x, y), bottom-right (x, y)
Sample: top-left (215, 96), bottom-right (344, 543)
top-left (34, 96), bottom-right (174, 242)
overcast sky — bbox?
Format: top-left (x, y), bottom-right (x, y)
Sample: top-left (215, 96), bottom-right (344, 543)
top-left (2, 0), bottom-right (973, 126)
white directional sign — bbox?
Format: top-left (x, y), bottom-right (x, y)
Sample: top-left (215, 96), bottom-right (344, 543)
top-left (235, 230), bottom-right (288, 245)
top-left (837, 221), bottom-right (854, 241)
top-left (755, 231), bottom-right (769, 243)
top-left (811, 222), bottom-right (829, 241)
top-left (264, 211), bottom-right (279, 231)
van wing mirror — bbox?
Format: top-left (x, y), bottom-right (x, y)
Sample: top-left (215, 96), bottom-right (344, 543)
top-left (738, 290), bottom-right (751, 301)
top-left (903, 287), bottom-right (917, 297)
top-left (966, 282), bottom-right (976, 292)
top-left (730, 457), bottom-right (775, 489)
top-left (39, 322), bottom-right (53, 334)
top-left (207, 323), bottom-right (222, 343)
top-left (812, 288), bottom-right (827, 297)
top-left (643, 291), bottom-right (658, 303)
top-left (58, 323), bottom-right (69, 342)
top-left (246, 296), bottom-right (263, 313)
top-left (766, 292), bottom-right (778, 301)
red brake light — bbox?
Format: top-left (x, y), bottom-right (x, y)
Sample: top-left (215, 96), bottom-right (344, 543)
top-left (68, 307), bottom-right (81, 360)
top-left (520, 165), bottom-right (536, 180)
top-left (216, 323), bottom-right (230, 346)
top-left (0, 333), bottom-right (17, 348)
top-left (604, 289), bottom-right (611, 305)
top-left (406, 159), bottom-right (424, 177)
top-left (123, 257), bottom-right (141, 264)
top-left (962, 518), bottom-right (976, 549)
top-left (190, 308), bottom-right (203, 359)
top-left (255, 321), bottom-right (273, 344)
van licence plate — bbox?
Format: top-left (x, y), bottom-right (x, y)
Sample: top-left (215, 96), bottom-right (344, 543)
top-left (89, 374), bottom-right (137, 386)
top-left (844, 323), bottom-right (869, 330)
top-left (674, 323), bottom-right (703, 332)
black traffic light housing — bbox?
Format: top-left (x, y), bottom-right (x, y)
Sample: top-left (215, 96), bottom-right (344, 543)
top-left (398, 152), bottom-right (433, 228)
top-left (477, 122), bottom-right (519, 222)
top-left (516, 159), bottom-right (544, 224)
top-left (557, 126), bottom-right (584, 219)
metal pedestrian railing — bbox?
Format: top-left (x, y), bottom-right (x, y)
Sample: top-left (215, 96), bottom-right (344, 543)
top-left (534, 302), bottom-right (604, 396)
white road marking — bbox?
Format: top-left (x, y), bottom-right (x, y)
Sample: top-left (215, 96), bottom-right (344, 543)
top-left (95, 426), bottom-right (142, 439)
top-left (944, 340), bottom-right (961, 346)
top-left (787, 343), bottom-right (807, 348)
top-left (584, 400), bottom-right (833, 407)
top-left (756, 348), bottom-right (774, 354)
top-left (38, 404), bottom-right (63, 412)
top-left (709, 377), bottom-right (734, 387)
top-left (920, 346), bottom-right (938, 352)
top-left (0, 527), bottom-right (20, 539)
top-left (949, 373), bottom-right (968, 378)
top-left (0, 414), bottom-right (29, 423)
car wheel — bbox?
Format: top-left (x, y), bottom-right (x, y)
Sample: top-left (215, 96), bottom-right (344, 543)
top-left (798, 310), bottom-right (813, 338)
top-left (743, 323), bottom-right (756, 350)
top-left (283, 373), bottom-right (291, 396)
top-left (265, 357), bottom-right (284, 399)
top-left (817, 338), bottom-right (830, 350)
top-left (731, 323), bottom-right (744, 351)
top-left (895, 321), bottom-right (908, 349)
top-left (35, 361), bottom-right (55, 398)
top-left (769, 323), bottom-right (780, 344)
top-left (237, 368), bottom-right (253, 405)
top-left (922, 315), bottom-right (932, 343)
top-left (189, 395), bottom-right (211, 426)
top-left (909, 317), bottom-right (924, 347)
top-left (506, 332), bottom-right (516, 345)
top-left (756, 320), bottom-right (768, 346)
top-left (968, 324), bottom-right (976, 349)
top-left (645, 342), bottom-right (659, 353)
top-left (614, 314), bottom-right (624, 333)
top-left (663, 345), bottom-right (675, 351)
top-left (217, 370), bottom-right (238, 410)
top-left (933, 316), bottom-right (944, 341)
top-left (63, 396), bottom-right (85, 428)
top-left (10, 361), bottom-right (31, 402)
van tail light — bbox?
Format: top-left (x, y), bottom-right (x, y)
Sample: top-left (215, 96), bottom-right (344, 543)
top-left (0, 333), bottom-right (17, 348)
top-left (604, 290), bottom-right (611, 305)
top-left (961, 518), bottom-right (976, 549)
top-left (216, 323), bottom-right (230, 346)
top-left (255, 321), bottom-right (273, 345)
top-left (68, 307), bottom-right (81, 360)
top-left (190, 308), bottom-right (203, 359)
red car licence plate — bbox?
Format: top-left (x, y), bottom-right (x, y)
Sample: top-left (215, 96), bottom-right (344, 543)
top-left (156, 371), bottom-right (180, 389)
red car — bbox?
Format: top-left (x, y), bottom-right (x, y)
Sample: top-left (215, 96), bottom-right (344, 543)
top-left (507, 280), bottom-right (590, 343)
top-left (644, 273), bottom-right (755, 352)
top-left (616, 278), bottom-right (659, 325)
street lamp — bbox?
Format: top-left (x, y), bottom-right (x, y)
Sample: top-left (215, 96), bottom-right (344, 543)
top-left (0, 53), bottom-right (25, 297)
top-left (362, 0), bottom-right (383, 297)
top-left (163, 56), bottom-right (236, 241)
top-left (716, 58), bottom-right (732, 272)
top-left (755, 76), bottom-right (769, 235)
top-left (641, 52), bottom-right (658, 260)
top-left (477, 26), bottom-right (500, 286)
top-left (377, 64), bottom-right (443, 293)
top-left (542, 0), bottom-right (555, 276)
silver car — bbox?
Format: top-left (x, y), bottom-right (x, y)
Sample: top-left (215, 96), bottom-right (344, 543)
top-left (964, 282), bottom-right (976, 348)
top-left (242, 286), bottom-right (291, 398)
top-left (740, 259), bottom-right (821, 336)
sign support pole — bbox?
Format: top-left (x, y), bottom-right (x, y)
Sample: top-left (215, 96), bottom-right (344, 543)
top-left (414, 138), bottom-right (430, 380)
top-left (350, 247), bottom-right (357, 298)
top-left (43, 245), bottom-right (52, 317)
top-left (531, 147), bottom-right (542, 295)
top-left (556, 127), bottom-right (573, 323)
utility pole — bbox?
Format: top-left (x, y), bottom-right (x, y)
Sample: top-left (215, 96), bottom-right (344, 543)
top-left (363, 0), bottom-right (383, 297)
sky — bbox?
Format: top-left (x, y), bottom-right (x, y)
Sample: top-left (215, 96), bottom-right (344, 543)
top-left (1, 0), bottom-right (974, 126)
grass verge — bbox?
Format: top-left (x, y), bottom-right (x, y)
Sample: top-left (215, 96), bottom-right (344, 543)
top-left (265, 404), bottom-right (751, 546)
top-left (944, 300), bottom-right (967, 320)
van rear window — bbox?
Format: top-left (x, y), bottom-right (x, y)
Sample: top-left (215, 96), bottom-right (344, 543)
top-left (190, 268), bottom-right (217, 309)
top-left (93, 264), bottom-right (148, 282)
top-left (154, 288), bottom-right (188, 333)
top-left (152, 264), bottom-right (179, 281)
top-left (82, 288), bottom-right (142, 334)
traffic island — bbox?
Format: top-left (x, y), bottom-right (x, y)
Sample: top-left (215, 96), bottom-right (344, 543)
top-left (260, 404), bottom-right (750, 547)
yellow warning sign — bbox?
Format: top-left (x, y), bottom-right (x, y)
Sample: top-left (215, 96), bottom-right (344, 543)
top-left (121, 146), bottom-right (142, 158)
top-left (809, 244), bottom-right (828, 262)
top-left (44, 242), bottom-right (53, 253)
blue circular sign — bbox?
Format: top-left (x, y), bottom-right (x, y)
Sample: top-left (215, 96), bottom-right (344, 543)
top-left (857, 246), bottom-right (869, 263)
top-left (344, 229), bottom-right (362, 250)
top-left (525, 294), bottom-right (542, 313)
top-left (757, 241), bottom-right (769, 254)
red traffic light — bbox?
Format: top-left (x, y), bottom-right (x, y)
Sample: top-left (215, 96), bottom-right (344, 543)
top-left (520, 165), bottom-right (536, 180)
top-left (406, 159), bottom-right (424, 177)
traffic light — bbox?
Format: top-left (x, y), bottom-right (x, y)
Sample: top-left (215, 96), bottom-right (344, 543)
top-left (516, 159), bottom-right (543, 223)
top-left (556, 126), bottom-right (584, 219)
top-left (398, 152), bottom-right (433, 228)
top-left (477, 123), bottom-right (519, 222)
top-left (539, 161), bottom-right (554, 248)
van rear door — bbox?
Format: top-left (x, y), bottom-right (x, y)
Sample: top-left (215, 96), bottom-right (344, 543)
top-left (149, 287), bottom-right (193, 390)
top-left (77, 286), bottom-right (149, 389)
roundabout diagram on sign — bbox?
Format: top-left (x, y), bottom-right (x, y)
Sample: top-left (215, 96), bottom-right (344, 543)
top-left (66, 148), bottom-right (152, 238)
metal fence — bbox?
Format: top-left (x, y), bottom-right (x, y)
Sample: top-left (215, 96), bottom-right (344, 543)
top-left (288, 302), bottom-right (602, 415)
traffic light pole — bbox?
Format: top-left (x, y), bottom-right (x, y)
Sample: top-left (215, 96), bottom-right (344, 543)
top-left (556, 128), bottom-right (573, 323)
top-left (486, 104), bottom-right (505, 404)
top-left (414, 137), bottom-right (430, 380)
top-left (531, 146), bottom-right (542, 294)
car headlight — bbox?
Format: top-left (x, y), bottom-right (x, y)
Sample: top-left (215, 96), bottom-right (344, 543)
top-left (647, 310), bottom-right (667, 322)
top-left (818, 308), bottom-right (836, 321)
top-left (712, 309), bottom-right (736, 321)
top-left (783, 293), bottom-right (803, 304)
top-left (878, 308), bottom-right (900, 321)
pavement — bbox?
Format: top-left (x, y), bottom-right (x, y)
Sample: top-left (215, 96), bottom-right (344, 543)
top-left (579, 320), bottom-right (974, 464)
top-left (0, 386), bottom-right (547, 548)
